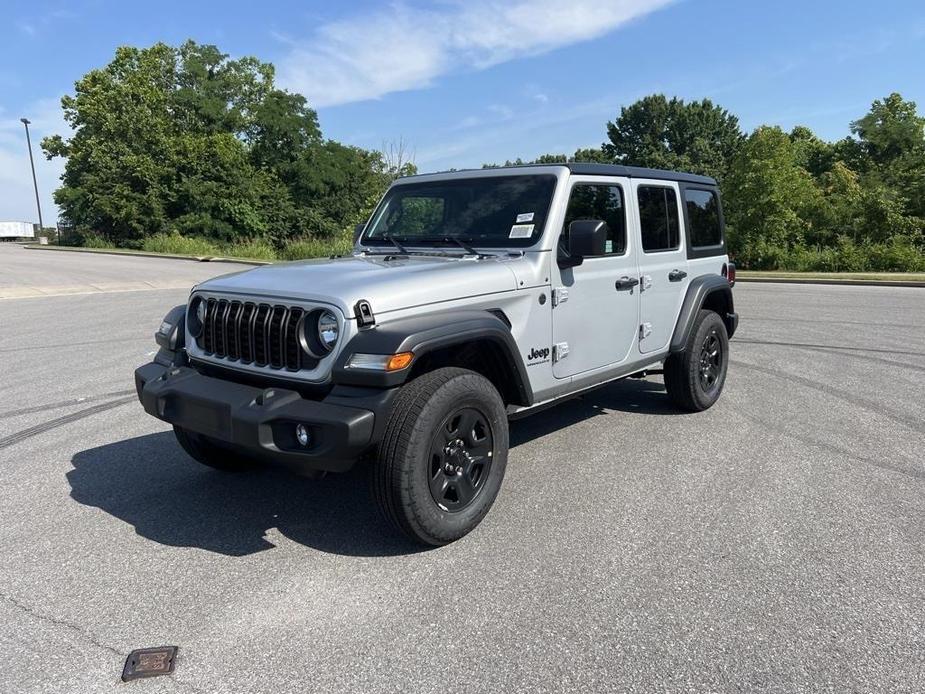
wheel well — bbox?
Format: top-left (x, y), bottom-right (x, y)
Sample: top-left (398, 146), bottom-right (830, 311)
top-left (407, 339), bottom-right (527, 406)
top-left (701, 289), bottom-right (729, 315)
top-left (701, 289), bottom-right (734, 334)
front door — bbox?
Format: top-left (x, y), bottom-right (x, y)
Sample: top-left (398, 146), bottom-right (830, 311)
top-left (632, 180), bottom-right (690, 353)
top-left (551, 177), bottom-right (640, 379)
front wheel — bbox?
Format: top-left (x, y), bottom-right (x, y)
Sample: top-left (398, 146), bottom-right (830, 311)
top-left (374, 367), bottom-right (509, 546)
top-left (663, 309), bottom-right (729, 412)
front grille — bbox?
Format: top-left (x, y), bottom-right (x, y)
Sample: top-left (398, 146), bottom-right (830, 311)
top-left (197, 298), bottom-right (309, 371)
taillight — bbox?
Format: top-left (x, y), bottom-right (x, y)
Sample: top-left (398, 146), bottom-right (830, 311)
top-left (726, 262), bottom-right (736, 287)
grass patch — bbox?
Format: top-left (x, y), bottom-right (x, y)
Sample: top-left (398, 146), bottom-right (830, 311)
top-left (279, 233), bottom-right (353, 261)
top-left (738, 270), bottom-right (925, 282)
top-left (57, 231), bottom-right (356, 263)
top-left (142, 233), bottom-right (221, 256)
top-left (225, 238), bottom-right (278, 261)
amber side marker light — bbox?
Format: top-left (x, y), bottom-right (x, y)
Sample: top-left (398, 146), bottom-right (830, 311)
top-left (345, 352), bottom-right (414, 371)
top-left (386, 352), bottom-right (414, 371)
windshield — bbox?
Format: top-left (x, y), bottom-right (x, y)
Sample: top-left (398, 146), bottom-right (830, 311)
top-left (362, 174), bottom-right (558, 248)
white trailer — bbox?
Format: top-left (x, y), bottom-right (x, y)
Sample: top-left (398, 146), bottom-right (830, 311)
top-left (0, 221), bottom-right (35, 240)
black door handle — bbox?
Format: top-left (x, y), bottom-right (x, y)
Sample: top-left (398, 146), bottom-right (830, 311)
top-left (615, 276), bottom-right (640, 291)
top-left (668, 269), bottom-right (688, 282)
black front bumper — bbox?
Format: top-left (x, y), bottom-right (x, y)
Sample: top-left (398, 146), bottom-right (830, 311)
top-left (135, 363), bottom-right (394, 473)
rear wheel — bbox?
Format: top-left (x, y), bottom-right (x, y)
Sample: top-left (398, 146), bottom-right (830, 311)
top-left (374, 367), bottom-right (508, 546)
top-left (172, 426), bottom-right (254, 471)
top-left (664, 309), bottom-right (729, 412)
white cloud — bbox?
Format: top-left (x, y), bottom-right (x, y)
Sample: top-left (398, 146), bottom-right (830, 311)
top-left (0, 98), bottom-right (68, 225)
top-left (278, 0), bottom-right (675, 107)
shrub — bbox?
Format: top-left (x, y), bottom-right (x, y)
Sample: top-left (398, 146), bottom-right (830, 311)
top-left (224, 238), bottom-right (277, 261)
top-left (71, 231), bottom-right (111, 248)
top-left (743, 236), bottom-right (925, 272)
top-left (280, 233), bottom-right (354, 261)
top-left (142, 233), bottom-right (220, 256)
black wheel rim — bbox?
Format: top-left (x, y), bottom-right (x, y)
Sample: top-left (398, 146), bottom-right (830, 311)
top-left (428, 407), bottom-right (494, 512)
top-left (698, 329), bottom-right (723, 392)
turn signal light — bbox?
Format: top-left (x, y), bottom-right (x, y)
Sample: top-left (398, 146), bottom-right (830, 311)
top-left (345, 352), bottom-right (415, 371)
top-left (386, 352), bottom-right (414, 371)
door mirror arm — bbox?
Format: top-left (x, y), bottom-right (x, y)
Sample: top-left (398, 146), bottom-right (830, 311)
top-left (557, 248), bottom-right (584, 269)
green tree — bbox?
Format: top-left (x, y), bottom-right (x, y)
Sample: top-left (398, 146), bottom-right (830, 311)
top-left (603, 95), bottom-right (743, 181)
top-left (42, 41), bottom-right (389, 247)
top-left (723, 126), bottom-right (822, 267)
top-left (789, 126), bottom-right (836, 178)
top-left (850, 93), bottom-right (925, 218)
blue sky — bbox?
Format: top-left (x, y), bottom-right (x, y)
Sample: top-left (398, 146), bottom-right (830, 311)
top-left (1, 0), bottom-right (924, 223)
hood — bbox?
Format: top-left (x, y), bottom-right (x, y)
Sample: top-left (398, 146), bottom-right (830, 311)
top-left (195, 254), bottom-right (520, 318)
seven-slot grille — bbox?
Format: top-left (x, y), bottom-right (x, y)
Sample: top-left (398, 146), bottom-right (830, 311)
top-left (196, 298), bottom-right (311, 371)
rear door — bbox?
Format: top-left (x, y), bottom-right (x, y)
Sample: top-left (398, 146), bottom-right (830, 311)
top-left (632, 180), bottom-right (689, 354)
top-left (551, 176), bottom-right (639, 378)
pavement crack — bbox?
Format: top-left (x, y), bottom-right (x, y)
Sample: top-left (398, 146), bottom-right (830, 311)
top-left (0, 396), bottom-right (136, 450)
top-left (0, 590), bottom-right (125, 657)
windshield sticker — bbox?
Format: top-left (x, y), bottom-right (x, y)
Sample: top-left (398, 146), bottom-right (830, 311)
top-left (516, 212), bottom-right (534, 223)
top-left (509, 224), bottom-right (534, 239)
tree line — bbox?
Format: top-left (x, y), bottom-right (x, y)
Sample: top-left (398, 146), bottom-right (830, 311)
top-left (488, 93), bottom-right (925, 271)
top-left (44, 42), bottom-right (924, 270)
top-left (42, 41), bottom-right (413, 259)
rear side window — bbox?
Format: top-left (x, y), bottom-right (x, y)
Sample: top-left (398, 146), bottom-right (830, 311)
top-left (684, 189), bottom-right (722, 247)
top-left (561, 184), bottom-right (627, 255)
top-left (638, 186), bottom-right (680, 253)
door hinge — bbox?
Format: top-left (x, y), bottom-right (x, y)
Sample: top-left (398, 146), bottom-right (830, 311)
top-left (553, 342), bottom-right (569, 362)
top-left (639, 323), bottom-right (652, 340)
top-left (551, 288), bottom-right (568, 307)
top-left (640, 275), bottom-right (652, 291)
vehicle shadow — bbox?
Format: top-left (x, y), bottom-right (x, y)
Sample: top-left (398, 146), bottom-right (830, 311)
top-left (67, 434), bottom-right (420, 558)
top-left (67, 378), bottom-right (677, 558)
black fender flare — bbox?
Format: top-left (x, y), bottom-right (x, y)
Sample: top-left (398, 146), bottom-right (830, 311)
top-left (669, 275), bottom-right (737, 352)
top-left (155, 304), bottom-right (186, 351)
top-left (332, 309), bottom-right (533, 404)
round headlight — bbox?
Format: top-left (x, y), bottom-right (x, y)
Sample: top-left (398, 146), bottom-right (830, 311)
top-left (317, 311), bottom-right (339, 350)
top-left (299, 309), bottom-right (340, 359)
top-left (188, 297), bottom-right (205, 338)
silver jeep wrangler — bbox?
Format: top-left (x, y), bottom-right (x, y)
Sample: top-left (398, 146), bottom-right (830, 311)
top-left (135, 163), bottom-right (738, 545)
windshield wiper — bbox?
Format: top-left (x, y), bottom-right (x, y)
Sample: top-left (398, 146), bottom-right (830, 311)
top-left (442, 235), bottom-right (479, 256)
top-left (381, 233), bottom-right (407, 254)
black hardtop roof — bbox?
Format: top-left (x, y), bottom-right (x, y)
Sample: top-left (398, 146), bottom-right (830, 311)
top-left (410, 163), bottom-right (716, 186)
top-left (560, 162), bottom-right (716, 185)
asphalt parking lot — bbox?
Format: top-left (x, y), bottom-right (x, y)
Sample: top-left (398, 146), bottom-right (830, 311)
top-left (1, 244), bottom-right (923, 693)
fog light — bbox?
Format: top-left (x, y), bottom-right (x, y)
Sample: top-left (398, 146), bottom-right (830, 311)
top-left (295, 424), bottom-right (311, 447)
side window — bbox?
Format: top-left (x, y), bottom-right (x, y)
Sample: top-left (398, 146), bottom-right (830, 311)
top-left (561, 184), bottom-right (626, 255)
top-left (638, 186), bottom-right (680, 253)
top-left (684, 189), bottom-right (722, 247)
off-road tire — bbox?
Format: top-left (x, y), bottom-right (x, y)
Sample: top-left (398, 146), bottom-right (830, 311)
top-left (173, 426), bottom-right (254, 471)
top-left (664, 309), bottom-right (729, 412)
top-left (374, 367), bottom-right (509, 546)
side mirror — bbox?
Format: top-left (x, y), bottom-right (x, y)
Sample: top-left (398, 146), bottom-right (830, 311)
top-left (353, 223), bottom-right (366, 244)
top-left (558, 219), bottom-right (608, 269)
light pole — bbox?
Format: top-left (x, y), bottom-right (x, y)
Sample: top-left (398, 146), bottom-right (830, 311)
top-left (20, 117), bottom-right (45, 236)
